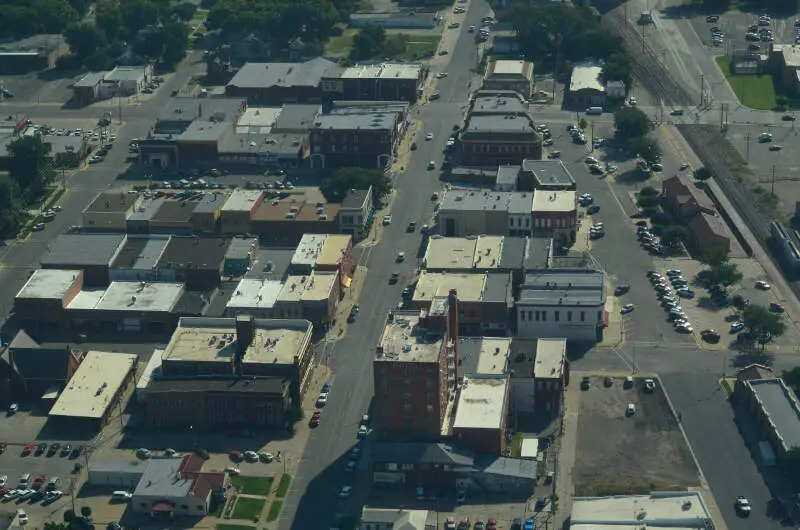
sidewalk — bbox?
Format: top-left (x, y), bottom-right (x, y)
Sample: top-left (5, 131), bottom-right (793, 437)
top-left (553, 384), bottom-right (580, 529)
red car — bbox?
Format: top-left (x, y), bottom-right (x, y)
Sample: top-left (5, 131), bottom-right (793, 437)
top-left (21, 443), bottom-right (36, 457)
top-left (31, 475), bottom-right (45, 490)
top-left (486, 519), bottom-right (498, 530)
top-left (229, 451), bottom-right (244, 463)
top-left (770, 303), bottom-right (785, 313)
top-left (701, 329), bottom-right (720, 343)
top-left (310, 411), bottom-right (321, 427)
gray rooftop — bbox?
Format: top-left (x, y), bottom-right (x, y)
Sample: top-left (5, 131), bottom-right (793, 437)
top-left (341, 188), bottom-right (371, 209)
top-left (193, 191), bottom-right (228, 214)
top-left (105, 66), bottom-right (147, 83)
top-left (329, 101), bottom-right (410, 115)
top-left (471, 94), bottom-right (526, 115)
top-left (45, 134), bottom-right (86, 154)
top-left (178, 121), bottom-right (231, 142)
top-left (220, 132), bottom-right (306, 157)
top-left (440, 190), bottom-right (533, 214)
top-left (245, 247), bottom-right (294, 280)
top-left (227, 58), bottom-right (341, 89)
top-left (499, 236), bottom-right (527, 269)
top-left (273, 104), bottom-right (322, 131)
top-left (524, 237), bottom-right (552, 270)
top-left (74, 71), bottom-right (108, 88)
top-left (41, 234), bottom-right (125, 267)
top-left (496, 165), bottom-right (520, 188)
top-left (312, 112), bottom-right (396, 132)
top-left (750, 379), bottom-right (800, 452)
top-left (484, 273), bottom-right (512, 303)
top-left (465, 114), bottom-right (536, 135)
top-left (0, 34), bottom-right (61, 54)
top-left (521, 159), bottom-right (575, 188)
top-left (133, 457), bottom-right (193, 498)
top-left (520, 269), bottom-right (605, 306)
top-left (372, 442), bottom-right (474, 467)
top-left (475, 455), bottom-right (537, 479)
top-left (451, 167), bottom-right (497, 180)
top-left (158, 97), bottom-right (246, 124)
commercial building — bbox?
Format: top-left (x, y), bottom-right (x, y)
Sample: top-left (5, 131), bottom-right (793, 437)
top-left (438, 190), bottom-right (534, 238)
top-left (458, 337), bottom-right (511, 377)
top-left (532, 189), bottom-right (577, 243)
top-left (570, 492), bottom-right (715, 529)
top-left (772, 44), bottom-right (800, 96)
top-left (422, 235), bottom-right (529, 288)
top-left (274, 271), bottom-right (340, 324)
top-left (461, 91), bottom-right (541, 166)
top-left (72, 71), bottom-right (109, 104)
top-left (289, 233), bottom-right (355, 290)
top-left (109, 235), bottom-right (171, 283)
top-left (308, 101), bottom-right (409, 170)
top-left (220, 190), bottom-right (264, 233)
top-left (156, 236), bottom-right (232, 290)
top-left (225, 58), bottom-right (343, 103)
top-left (533, 338), bottom-right (567, 414)
top-left (40, 234), bottom-right (126, 287)
top-left (0, 34), bottom-right (67, 74)
top-left (14, 269), bottom-right (84, 331)
top-left (192, 192), bottom-right (227, 233)
top-left (412, 272), bottom-right (512, 335)
top-left (517, 269), bottom-right (606, 343)
top-left (568, 61), bottom-right (606, 107)
top-left (482, 60), bottom-right (534, 98)
top-left (250, 195), bottom-right (340, 243)
top-left (131, 456), bottom-right (228, 517)
top-left (358, 508), bottom-right (430, 530)
top-left (662, 174), bottom-right (731, 255)
top-left (687, 212), bottom-right (731, 255)
top-left (223, 237), bottom-right (258, 276)
top-left (224, 279), bottom-right (284, 318)
top-left (158, 316), bottom-right (314, 407)
top-left (452, 375), bottom-right (509, 454)
top-left (373, 291), bottom-right (460, 441)
top-left (48, 351), bottom-right (138, 427)
top-left (520, 159), bottom-right (576, 191)
top-left (324, 63), bottom-right (426, 103)
top-left (83, 192), bottom-right (140, 232)
top-left (339, 187), bottom-right (374, 239)
top-left (46, 134), bottom-right (89, 167)
top-left (735, 375), bottom-right (800, 460)
top-left (2, 330), bottom-right (83, 399)
top-left (102, 65), bottom-right (153, 96)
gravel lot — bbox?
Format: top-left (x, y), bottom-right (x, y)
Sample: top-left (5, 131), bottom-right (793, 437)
top-left (574, 374), bottom-right (700, 496)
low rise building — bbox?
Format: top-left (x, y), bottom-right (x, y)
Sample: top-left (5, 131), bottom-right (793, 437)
top-left (482, 60), bottom-right (534, 98)
top-left (458, 336), bottom-right (511, 377)
top-left (156, 237), bottom-right (232, 290)
top-left (533, 338), bottom-right (567, 414)
top-left (308, 101), bottom-right (409, 170)
top-left (46, 134), bottom-right (89, 167)
top-left (735, 375), bottom-right (800, 460)
top-left (250, 195), bottom-right (340, 243)
top-left (220, 190), bottom-right (264, 233)
top-left (687, 212), bottom-right (731, 256)
top-left (224, 279), bottom-right (284, 317)
top-left (72, 71), bottom-right (109, 104)
top-left (0, 34), bottom-right (67, 74)
top-left (109, 235), bottom-right (171, 283)
top-left (14, 269), bottom-right (84, 331)
top-left (772, 44), bottom-right (800, 96)
top-left (225, 58), bottom-right (343, 104)
top-left (40, 234), bottom-right (126, 287)
top-left (339, 187), bottom-right (374, 239)
top-left (289, 233), bottom-right (355, 292)
top-left (223, 237), bottom-right (258, 277)
top-left (520, 159), bottom-right (576, 191)
top-left (517, 269), bottom-right (606, 343)
top-left (192, 192), bottom-right (227, 233)
top-left (412, 272), bottom-right (512, 335)
top-left (570, 492), bottom-right (715, 529)
top-left (374, 291), bottom-right (460, 441)
top-left (452, 375), bottom-right (509, 454)
top-left (568, 61), bottom-right (606, 107)
top-left (662, 174), bottom-right (731, 255)
top-left (159, 316), bottom-right (314, 407)
top-left (532, 189), bottom-right (577, 244)
top-left (274, 271), bottom-right (340, 325)
top-left (82, 192), bottom-right (140, 232)
top-left (48, 351), bottom-right (138, 428)
top-left (102, 65), bottom-right (152, 96)
top-left (438, 190), bottom-right (534, 238)
top-left (324, 63), bottom-right (425, 103)
top-left (131, 456), bottom-right (227, 517)
top-left (422, 235), bottom-right (528, 288)
top-left (2, 330), bottom-right (83, 399)
top-left (359, 508), bottom-right (431, 530)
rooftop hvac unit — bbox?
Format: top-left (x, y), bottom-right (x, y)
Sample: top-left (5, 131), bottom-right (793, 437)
top-left (319, 214), bottom-right (328, 220)
top-left (316, 207), bottom-right (324, 214)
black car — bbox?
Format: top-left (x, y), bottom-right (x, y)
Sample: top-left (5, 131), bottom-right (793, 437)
top-left (195, 447), bottom-right (210, 460)
top-left (60, 444), bottom-right (71, 457)
top-left (783, 114), bottom-right (797, 121)
top-left (587, 204), bottom-right (600, 214)
top-left (47, 443), bottom-right (59, 457)
top-left (35, 444), bottom-right (47, 456)
top-left (70, 446), bottom-right (82, 459)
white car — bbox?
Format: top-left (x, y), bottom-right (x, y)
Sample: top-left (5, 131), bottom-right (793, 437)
top-left (382, 215), bottom-right (392, 225)
top-left (629, 96), bottom-right (638, 106)
top-left (224, 467), bottom-right (240, 476)
top-left (244, 451), bottom-right (259, 462)
top-left (735, 496), bottom-right (751, 515)
top-left (626, 403), bottom-right (636, 416)
top-left (17, 510), bottom-right (27, 525)
top-left (731, 321), bottom-right (745, 333)
top-left (621, 304), bottom-right (635, 314)
top-left (428, 160), bottom-right (436, 170)
top-left (396, 251), bottom-right (405, 262)
top-left (585, 156), bottom-right (599, 164)
top-left (446, 138), bottom-right (455, 147)
top-left (339, 486), bottom-right (352, 498)
top-left (357, 425), bottom-right (368, 438)
top-left (425, 133), bottom-right (433, 141)
top-left (755, 280), bottom-right (770, 290)
top-left (644, 379), bottom-right (656, 392)
top-left (316, 393), bottom-right (329, 407)
top-left (345, 460), bottom-right (356, 472)
top-left (437, 72), bottom-right (448, 78)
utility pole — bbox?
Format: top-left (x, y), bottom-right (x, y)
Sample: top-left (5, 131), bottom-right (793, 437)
top-left (745, 132), bottom-right (751, 163)
top-left (590, 121), bottom-right (595, 152)
top-left (118, 95), bottom-right (122, 124)
top-left (699, 74), bottom-right (705, 106)
top-left (772, 165), bottom-right (776, 194)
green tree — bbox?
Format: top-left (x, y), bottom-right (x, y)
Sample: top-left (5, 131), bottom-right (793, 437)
top-left (63, 510), bottom-right (76, 524)
top-left (650, 211), bottom-right (673, 227)
top-left (639, 186), bottom-right (658, 197)
top-left (351, 24), bottom-right (386, 60)
top-left (614, 107), bottom-right (652, 139)
top-left (742, 304), bottom-right (787, 350)
top-left (661, 225), bottom-right (687, 247)
top-left (95, 0), bottom-right (123, 41)
top-left (84, 50), bottom-right (113, 71)
top-left (7, 135), bottom-right (53, 203)
top-left (120, 0), bottom-right (161, 38)
top-left (629, 135), bottom-right (661, 163)
top-left (706, 262), bottom-right (743, 287)
top-left (64, 24), bottom-right (107, 60)
top-left (80, 506), bottom-right (92, 519)
top-left (320, 167), bottom-right (392, 203)
top-left (0, 174), bottom-right (22, 238)
top-left (171, 2), bottom-right (198, 21)
top-left (637, 194), bottom-right (658, 209)
top-left (783, 366), bottom-right (800, 395)
top-left (602, 52), bottom-right (632, 86)
top-left (699, 246), bottom-right (729, 267)
top-left (694, 167), bottom-right (712, 181)
top-left (44, 523), bottom-right (70, 530)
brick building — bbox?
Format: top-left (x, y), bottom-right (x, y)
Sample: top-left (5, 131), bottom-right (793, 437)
top-left (532, 338), bottom-right (568, 414)
top-left (14, 269), bottom-right (84, 331)
top-left (451, 375), bottom-right (509, 454)
top-left (532, 189), bottom-right (577, 244)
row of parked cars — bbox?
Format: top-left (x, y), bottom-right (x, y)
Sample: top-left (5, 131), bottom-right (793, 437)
top-left (2, 474), bottom-right (62, 506)
top-left (21, 442), bottom-right (81, 459)
top-left (649, 269), bottom-right (695, 334)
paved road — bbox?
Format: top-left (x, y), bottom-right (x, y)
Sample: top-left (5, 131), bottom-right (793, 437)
top-left (279, 2), bottom-right (491, 528)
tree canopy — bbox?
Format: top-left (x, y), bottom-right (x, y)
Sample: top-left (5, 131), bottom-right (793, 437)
top-left (615, 107), bottom-right (653, 139)
top-left (699, 246), bottom-right (729, 267)
top-left (705, 262), bottom-right (743, 288)
top-left (0, 0), bottom-right (79, 39)
top-left (8, 135), bottom-right (53, 203)
top-left (629, 136), bottom-right (661, 164)
top-left (694, 167), bottom-right (712, 181)
top-left (742, 304), bottom-right (787, 350)
top-left (351, 24), bottom-right (386, 61)
top-left (320, 168), bottom-right (392, 204)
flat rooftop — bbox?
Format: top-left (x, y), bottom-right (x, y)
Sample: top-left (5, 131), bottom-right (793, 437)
top-left (312, 112), bottom-right (397, 131)
top-left (340, 62), bottom-right (421, 80)
top-left (163, 317), bottom-right (312, 365)
top-left (534, 338), bottom-right (566, 379)
top-left (291, 234), bottom-right (327, 267)
top-left (520, 269), bottom-right (605, 306)
top-left (16, 269), bottom-right (81, 300)
top-left (533, 190), bottom-right (576, 213)
top-left (489, 59), bottom-right (528, 76)
top-left (750, 379), bottom-right (800, 451)
top-left (424, 236), bottom-right (504, 270)
top-left (439, 190), bottom-right (533, 214)
top-left (376, 311), bottom-right (443, 363)
top-left (41, 234), bottom-right (125, 267)
top-left (452, 376), bottom-right (508, 429)
top-left (157, 237), bottom-right (230, 270)
top-left (471, 94), bottom-right (526, 115)
top-left (111, 236), bottom-right (170, 270)
top-left (92, 282), bottom-right (185, 313)
top-left (521, 159), bottom-right (575, 187)
top-left (49, 351), bottom-right (137, 419)
top-left (227, 278), bottom-right (283, 310)
top-left (414, 271), bottom-right (499, 303)
top-left (570, 492), bottom-right (712, 528)
top-left (84, 191), bottom-right (138, 214)
top-left (465, 114), bottom-right (535, 135)
top-left (152, 199), bottom-right (199, 224)
top-left (278, 272), bottom-right (337, 302)
top-left (221, 189), bottom-right (263, 212)
top-left (159, 97), bottom-right (245, 124)
top-left (459, 337), bottom-right (511, 376)
top-left (570, 63), bottom-right (604, 93)
top-left (318, 234), bottom-right (351, 267)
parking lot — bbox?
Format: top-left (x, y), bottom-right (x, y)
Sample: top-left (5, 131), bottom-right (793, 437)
top-left (688, 11), bottom-right (793, 56)
top-left (574, 374), bottom-right (700, 496)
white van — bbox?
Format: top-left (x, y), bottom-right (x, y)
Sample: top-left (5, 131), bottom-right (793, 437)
top-left (111, 491), bottom-right (132, 501)
top-left (585, 106), bottom-right (603, 115)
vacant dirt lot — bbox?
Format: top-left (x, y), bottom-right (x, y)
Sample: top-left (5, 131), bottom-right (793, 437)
top-left (574, 375), bottom-right (700, 496)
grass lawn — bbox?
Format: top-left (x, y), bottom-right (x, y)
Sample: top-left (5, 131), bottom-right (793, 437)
top-left (44, 187), bottom-right (65, 210)
top-left (267, 500), bottom-right (283, 522)
top-left (507, 432), bottom-right (525, 458)
top-left (275, 473), bottom-right (292, 498)
top-left (232, 497), bottom-right (266, 521)
top-left (230, 475), bottom-right (274, 496)
top-left (325, 29), bottom-right (359, 57)
top-left (399, 35), bottom-right (440, 60)
top-left (715, 55), bottom-right (777, 110)
top-left (217, 525), bottom-right (254, 530)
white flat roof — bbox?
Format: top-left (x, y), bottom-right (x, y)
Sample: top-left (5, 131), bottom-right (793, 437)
top-left (534, 338), bottom-right (566, 379)
top-left (571, 492), bottom-right (712, 528)
top-left (227, 278), bottom-right (283, 309)
top-left (520, 437), bottom-right (539, 459)
top-left (413, 271), bottom-right (487, 303)
top-left (235, 107), bottom-right (281, 135)
top-left (424, 236), bottom-right (504, 270)
top-left (67, 289), bottom-right (106, 310)
top-left (570, 63), bottom-right (604, 93)
top-left (452, 376), bottom-right (508, 429)
top-left (221, 189), bottom-right (263, 212)
top-left (49, 351), bottom-right (137, 419)
top-left (533, 190), bottom-right (576, 213)
top-left (16, 269), bottom-right (81, 300)
top-left (90, 282), bottom-right (184, 313)
top-left (492, 60), bottom-right (526, 76)
top-left (136, 348), bottom-right (164, 392)
top-left (291, 234), bottom-right (328, 267)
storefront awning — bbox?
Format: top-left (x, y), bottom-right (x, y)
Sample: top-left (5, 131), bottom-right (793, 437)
top-left (151, 501), bottom-right (175, 512)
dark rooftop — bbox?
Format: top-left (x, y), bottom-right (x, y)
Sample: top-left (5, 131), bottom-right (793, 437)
top-left (147, 377), bottom-right (289, 394)
top-left (157, 237), bottom-right (231, 270)
top-left (499, 236), bottom-right (527, 269)
top-left (152, 199), bottom-right (198, 224)
top-left (372, 442), bottom-right (474, 466)
top-left (341, 188), bottom-right (371, 209)
top-left (84, 192), bottom-right (138, 214)
top-left (158, 97), bottom-right (246, 124)
top-left (41, 234), bottom-right (125, 267)
top-left (524, 237), bottom-right (552, 270)
top-left (483, 273), bottom-right (512, 303)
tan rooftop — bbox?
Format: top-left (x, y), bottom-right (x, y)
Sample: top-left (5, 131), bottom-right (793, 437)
top-left (376, 311), bottom-right (443, 363)
top-left (534, 338), bottom-right (566, 379)
top-left (277, 272), bottom-right (338, 302)
top-left (317, 234), bottom-right (351, 266)
top-left (252, 196), bottom-right (339, 221)
top-left (413, 271), bottom-right (487, 303)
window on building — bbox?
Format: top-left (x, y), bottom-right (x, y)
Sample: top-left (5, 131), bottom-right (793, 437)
top-left (580, 311), bottom-right (585, 321)
top-left (401, 463), bottom-right (414, 470)
top-left (521, 311), bottom-right (526, 321)
top-left (527, 311), bottom-right (532, 321)
top-left (597, 310), bottom-right (603, 322)
top-left (197, 505), bottom-right (204, 511)
top-left (542, 311), bottom-right (547, 321)
top-left (555, 311), bottom-right (559, 322)
top-left (427, 404), bottom-right (434, 412)
top-left (567, 311), bottom-right (572, 322)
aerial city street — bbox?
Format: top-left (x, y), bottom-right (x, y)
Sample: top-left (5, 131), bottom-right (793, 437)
top-left (1, 0), bottom-right (800, 528)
